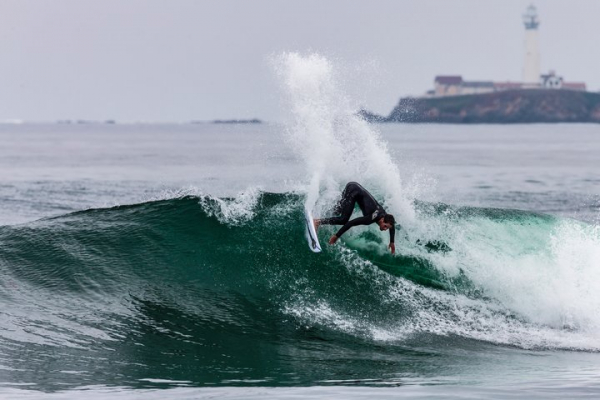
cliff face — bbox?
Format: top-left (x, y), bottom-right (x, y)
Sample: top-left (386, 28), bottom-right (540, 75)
top-left (375, 90), bottom-right (600, 123)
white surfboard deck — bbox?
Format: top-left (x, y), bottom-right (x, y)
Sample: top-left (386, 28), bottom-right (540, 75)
top-left (304, 208), bottom-right (322, 253)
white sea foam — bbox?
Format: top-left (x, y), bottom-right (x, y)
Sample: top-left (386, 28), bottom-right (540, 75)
top-left (285, 245), bottom-right (600, 350)
top-left (413, 212), bottom-right (600, 334)
top-left (197, 187), bottom-right (262, 225)
top-left (141, 185), bottom-right (263, 226)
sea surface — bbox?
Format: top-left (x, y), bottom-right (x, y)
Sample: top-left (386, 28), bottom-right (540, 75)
top-left (0, 119), bottom-right (599, 399)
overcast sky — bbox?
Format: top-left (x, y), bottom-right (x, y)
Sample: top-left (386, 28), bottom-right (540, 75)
top-left (1, 0), bottom-right (598, 122)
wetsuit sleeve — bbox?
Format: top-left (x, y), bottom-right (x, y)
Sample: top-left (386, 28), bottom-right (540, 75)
top-left (335, 215), bottom-right (373, 238)
top-left (389, 225), bottom-right (395, 243)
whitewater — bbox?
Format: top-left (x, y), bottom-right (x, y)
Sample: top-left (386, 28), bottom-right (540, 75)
top-left (1, 54), bottom-right (600, 398)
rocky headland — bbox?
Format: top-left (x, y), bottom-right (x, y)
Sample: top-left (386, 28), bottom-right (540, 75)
top-left (361, 89), bottom-right (600, 123)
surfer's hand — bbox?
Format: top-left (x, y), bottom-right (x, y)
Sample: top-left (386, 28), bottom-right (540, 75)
top-left (329, 235), bottom-right (338, 245)
top-left (389, 243), bottom-right (396, 254)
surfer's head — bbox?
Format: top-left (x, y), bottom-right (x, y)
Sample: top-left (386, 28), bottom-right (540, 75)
top-left (378, 214), bottom-right (395, 231)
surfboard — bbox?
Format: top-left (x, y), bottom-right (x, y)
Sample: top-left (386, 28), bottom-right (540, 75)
top-left (304, 208), bottom-right (322, 253)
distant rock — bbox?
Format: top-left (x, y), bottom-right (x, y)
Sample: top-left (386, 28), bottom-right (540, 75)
top-left (364, 90), bottom-right (600, 123)
top-left (56, 120), bottom-right (118, 125)
top-left (212, 119), bottom-right (262, 124)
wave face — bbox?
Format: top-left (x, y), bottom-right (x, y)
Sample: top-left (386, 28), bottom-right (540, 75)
top-left (1, 192), bottom-right (599, 389)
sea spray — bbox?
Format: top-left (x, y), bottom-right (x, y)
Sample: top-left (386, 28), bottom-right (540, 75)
top-left (274, 52), bottom-right (415, 224)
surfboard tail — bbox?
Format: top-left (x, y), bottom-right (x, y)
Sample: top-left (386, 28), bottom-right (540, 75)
top-left (304, 208), bottom-right (322, 253)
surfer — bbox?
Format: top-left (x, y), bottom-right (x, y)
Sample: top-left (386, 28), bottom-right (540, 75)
top-left (314, 182), bottom-right (396, 254)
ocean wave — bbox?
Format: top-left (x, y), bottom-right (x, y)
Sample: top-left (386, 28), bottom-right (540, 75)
top-left (1, 192), bottom-right (599, 356)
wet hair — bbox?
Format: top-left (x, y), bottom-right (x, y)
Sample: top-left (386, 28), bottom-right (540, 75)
top-left (383, 214), bottom-right (395, 225)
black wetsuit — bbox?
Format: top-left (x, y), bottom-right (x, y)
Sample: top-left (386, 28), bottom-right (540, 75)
top-left (320, 182), bottom-right (395, 243)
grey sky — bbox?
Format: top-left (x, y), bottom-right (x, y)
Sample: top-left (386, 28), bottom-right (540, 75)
top-left (1, 0), bottom-right (598, 122)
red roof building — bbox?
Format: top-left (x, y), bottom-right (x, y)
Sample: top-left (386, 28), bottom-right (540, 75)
top-left (434, 76), bottom-right (463, 85)
top-left (562, 82), bottom-right (587, 91)
top-left (494, 82), bottom-right (525, 91)
top-left (428, 73), bottom-right (587, 97)
top-left (434, 76), bottom-right (464, 96)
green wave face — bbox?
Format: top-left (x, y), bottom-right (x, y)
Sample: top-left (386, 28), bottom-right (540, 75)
top-left (0, 193), bottom-right (599, 389)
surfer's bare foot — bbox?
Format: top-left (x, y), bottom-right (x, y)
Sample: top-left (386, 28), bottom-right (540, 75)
top-left (313, 219), bottom-right (320, 231)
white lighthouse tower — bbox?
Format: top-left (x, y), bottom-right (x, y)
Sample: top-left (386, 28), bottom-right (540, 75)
top-left (522, 4), bottom-right (541, 85)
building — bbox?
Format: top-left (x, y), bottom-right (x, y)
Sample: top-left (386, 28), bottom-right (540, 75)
top-left (540, 71), bottom-right (562, 88)
top-left (562, 82), bottom-right (587, 91)
top-left (433, 76), bottom-right (495, 96)
top-left (493, 82), bottom-right (525, 91)
top-left (522, 4), bottom-right (541, 85)
top-left (426, 5), bottom-right (587, 97)
top-left (461, 81), bottom-right (495, 95)
top-left (539, 71), bottom-right (587, 91)
top-left (434, 76), bottom-right (463, 96)
top-left (430, 72), bottom-right (585, 97)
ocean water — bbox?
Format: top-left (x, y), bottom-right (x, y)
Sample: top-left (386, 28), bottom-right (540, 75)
top-left (1, 55), bottom-right (600, 399)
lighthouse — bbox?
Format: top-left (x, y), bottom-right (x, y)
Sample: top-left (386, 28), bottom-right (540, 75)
top-left (522, 4), bottom-right (540, 85)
